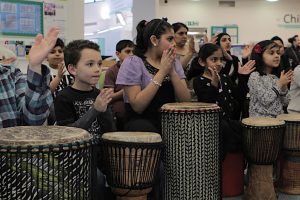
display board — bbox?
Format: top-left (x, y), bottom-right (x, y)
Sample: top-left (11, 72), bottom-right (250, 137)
top-left (0, 0), bottom-right (43, 36)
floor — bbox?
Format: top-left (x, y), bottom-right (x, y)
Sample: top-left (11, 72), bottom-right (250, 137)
top-left (223, 193), bottom-right (300, 200)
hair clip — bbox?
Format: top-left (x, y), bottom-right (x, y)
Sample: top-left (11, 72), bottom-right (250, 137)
top-left (254, 44), bottom-right (262, 54)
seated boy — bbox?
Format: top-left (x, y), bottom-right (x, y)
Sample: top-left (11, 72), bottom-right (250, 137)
top-left (46, 38), bottom-right (73, 124)
top-left (104, 39), bottom-right (134, 130)
top-left (0, 27), bottom-right (59, 127)
top-left (54, 39), bottom-right (116, 199)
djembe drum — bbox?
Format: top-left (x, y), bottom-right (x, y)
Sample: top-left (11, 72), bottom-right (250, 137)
top-left (277, 114), bottom-right (300, 194)
top-left (0, 126), bottom-right (96, 200)
top-left (100, 132), bottom-right (163, 200)
top-left (161, 102), bottom-right (221, 200)
top-left (242, 117), bottom-right (285, 200)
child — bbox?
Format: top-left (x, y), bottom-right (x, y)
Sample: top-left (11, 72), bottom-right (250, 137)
top-left (54, 39), bottom-right (115, 137)
top-left (46, 38), bottom-right (73, 124)
top-left (116, 18), bottom-right (191, 200)
top-left (116, 18), bottom-right (191, 133)
top-left (192, 43), bottom-right (255, 156)
top-left (0, 27), bottom-right (59, 127)
top-left (47, 38), bottom-right (73, 95)
top-left (104, 39), bottom-right (134, 131)
top-left (248, 40), bottom-right (293, 117)
top-left (54, 40), bottom-right (116, 199)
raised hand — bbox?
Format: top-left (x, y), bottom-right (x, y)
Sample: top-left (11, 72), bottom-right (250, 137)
top-left (208, 66), bottom-right (220, 88)
top-left (159, 46), bottom-right (176, 76)
top-left (187, 36), bottom-right (196, 54)
top-left (238, 60), bottom-right (256, 75)
top-left (57, 62), bottom-right (66, 78)
top-left (209, 35), bottom-right (218, 44)
top-left (29, 27), bottom-right (60, 72)
top-left (277, 69), bottom-right (294, 90)
top-left (0, 57), bottom-right (16, 65)
top-left (242, 44), bottom-right (254, 59)
top-left (222, 48), bottom-right (232, 61)
top-left (94, 88), bottom-right (114, 112)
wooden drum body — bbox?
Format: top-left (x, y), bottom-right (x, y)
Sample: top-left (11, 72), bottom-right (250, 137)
top-left (101, 132), bottom-right (163, 200)
top-left (277, 114), bottom-right (300, 194)
top-left (161, 102), bottom-right (221, 200)
top-left (242, 117), bottom-right (285, 200)
top-left (0, 126), bottom-right (95, 200)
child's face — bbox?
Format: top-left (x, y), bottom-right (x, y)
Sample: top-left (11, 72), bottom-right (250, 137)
top-left (47, 46), bottom-right (64, 69)
top-left (157, 29), bottom-right (176, 54)
top-left (116, 46), bottom-right (134, 63)
top-left (219, 35), bottom-right (231, 51)
top-left (71, 48), bottom-right (102, 87)
top-left (174, 27), bottom-right (188, 47)
top-left (262, 46), bottom-right (280, 69)
top-left (202, 49), bottom-right (223, 73)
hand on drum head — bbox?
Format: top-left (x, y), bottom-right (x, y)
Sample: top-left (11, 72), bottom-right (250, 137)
top-left (94, 88), bottom-right (114, 112)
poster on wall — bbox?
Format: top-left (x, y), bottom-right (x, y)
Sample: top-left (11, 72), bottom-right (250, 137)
top-left (0, 0), bottom-right (43, 36)
top-left (43, 0), bottom-right (67, 40)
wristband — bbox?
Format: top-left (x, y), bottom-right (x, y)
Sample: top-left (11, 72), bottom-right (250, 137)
top-left (150, 79), bottom-right (162, 87)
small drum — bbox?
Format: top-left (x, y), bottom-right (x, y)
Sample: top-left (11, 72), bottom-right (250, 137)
top-left (161, 102), bottom-right (221, 200)
top-left (242, 117), bottom-right (285, 200)
top-left (242, 117), bottom-right (285, 165)
top-left (277, 114), bottom-right (300, 155)
top-left (101, 132), bottom-right (163, 200)
top-left (277, 114), bottom-right (300, 194)
top-left (0, 126), bottom-right (96, 200)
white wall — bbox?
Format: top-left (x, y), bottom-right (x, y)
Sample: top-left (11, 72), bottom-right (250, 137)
top-left (157, 0), bottom-right (300, 46)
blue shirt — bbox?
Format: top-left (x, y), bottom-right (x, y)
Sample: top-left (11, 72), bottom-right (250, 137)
top-left (0, 64), bottom-right (53, 127)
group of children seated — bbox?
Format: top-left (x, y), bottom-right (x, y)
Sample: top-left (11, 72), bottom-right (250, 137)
top-left (1, 18), bottom-right (299, 199)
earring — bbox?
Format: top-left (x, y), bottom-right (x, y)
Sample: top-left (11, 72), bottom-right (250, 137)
top-left (153, 44), bottom-right (157, 47)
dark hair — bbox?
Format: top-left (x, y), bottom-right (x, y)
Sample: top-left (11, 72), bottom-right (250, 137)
top-left (134, 18), bottom-right (172, 58)
top-left (271, 36), bottom-right (283, 45)
top-left (198, 43), bottom-right (221, 62)
top-left (250, 40), bottom-right (279, 75)
top-left (54, 38), bottom-right (65, 49)
top-left (172, 22), bottom-right (188, 33)
top-left (216, 32), bottom-right (230, 46)
top-left (288, 35), bottom-right (299, 45)
top-left (187, 43), bottom-right (221, 81)
top-left (64, 40), bottom-right (100, 68)
top-left (116, 40), bottom-right (135, 52)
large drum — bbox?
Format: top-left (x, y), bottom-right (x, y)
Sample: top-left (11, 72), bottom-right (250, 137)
top-left (101, 132), bottom-right (163, 200)
top-left (277, 114), bottom-right (300, 194)
top-left (277, 114), bottom-right (300, 154)
top-left (0, 126), bottom-right (96, 200)
top-left (161, 102), bottom-right (221, 200)
top-left (242, 117), bottom-right (285, 200)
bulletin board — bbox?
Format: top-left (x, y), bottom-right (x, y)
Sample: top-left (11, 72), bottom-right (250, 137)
top-left (0, 0), bottom-right (43, 36)
top-left (211, 26), bottom-right (239, 44)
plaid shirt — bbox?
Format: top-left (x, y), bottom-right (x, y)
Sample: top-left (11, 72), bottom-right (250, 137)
top-left (0, 64), bottom-right (53, 128)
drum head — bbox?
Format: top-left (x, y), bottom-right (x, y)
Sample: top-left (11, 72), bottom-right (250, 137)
top-left (242, 117), bottom-right (285, 127)
top-left (102, 132), bottom-right (162, 143)
top-left (161, 102), bottom-right (220, 112)
top-left (277, 114), bottom-right (300, 122)
top-left (0, 126), bottom-right (92, 146)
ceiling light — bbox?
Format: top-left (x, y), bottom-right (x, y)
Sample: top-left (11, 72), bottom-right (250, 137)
top-left (84, 32), bottom-right (94, 36)
top-left (266, 0), bottom-right (279, 2)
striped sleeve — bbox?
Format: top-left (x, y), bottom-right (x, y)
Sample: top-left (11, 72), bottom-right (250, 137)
top-left (22, 65), bottom-right (53, 125)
